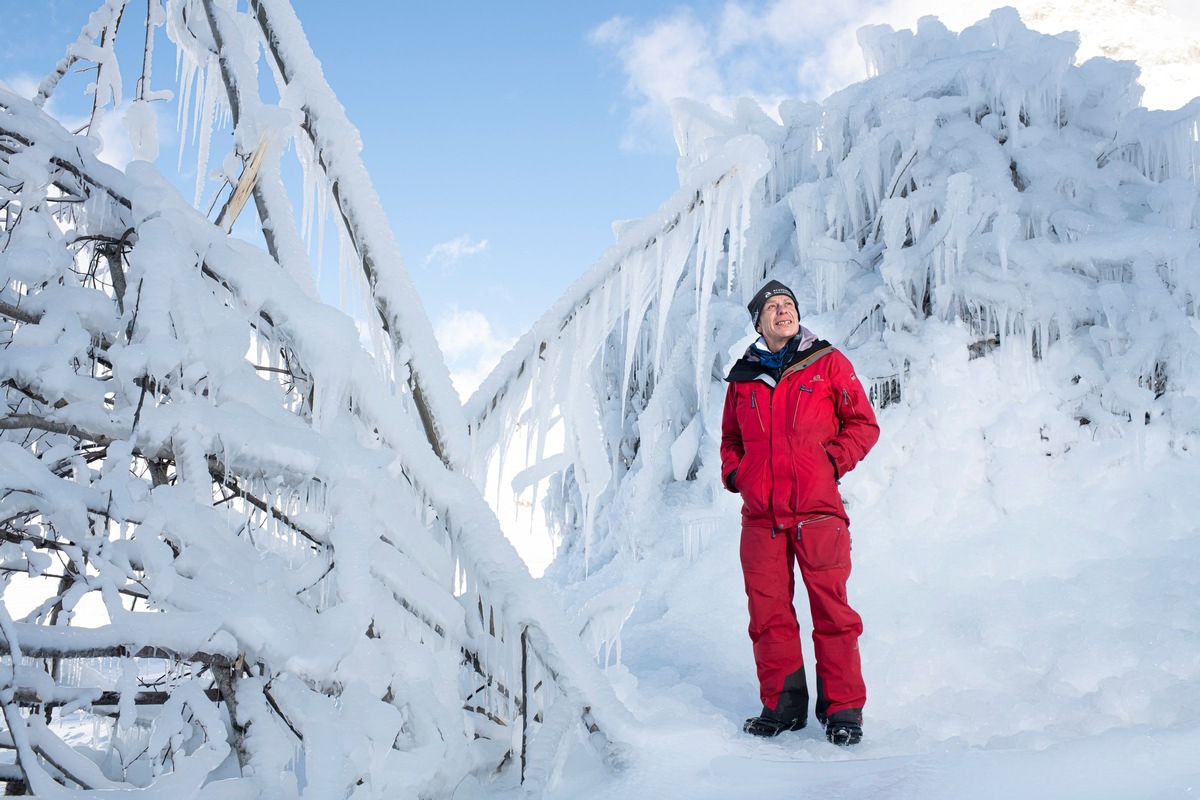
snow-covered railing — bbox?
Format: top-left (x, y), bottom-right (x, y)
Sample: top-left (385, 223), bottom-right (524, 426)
top-left (463, 133), bottom-right (773, 573)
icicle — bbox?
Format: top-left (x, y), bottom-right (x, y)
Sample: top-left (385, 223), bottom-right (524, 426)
top-left (994, 211), bottom-right (1020, 272)
top-left (175, 49), bottom-right (198, 171)
top-left (192, 62), bottom-right (222, 207)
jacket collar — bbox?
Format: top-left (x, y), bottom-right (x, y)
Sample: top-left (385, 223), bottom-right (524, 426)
top-left (726, 327), bottom-right (833, 384)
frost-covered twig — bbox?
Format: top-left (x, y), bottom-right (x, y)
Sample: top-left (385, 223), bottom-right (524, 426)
top-left (34, 0), bottom-right (133, 110)
top-left (0, 121), bottom-right (133, 210)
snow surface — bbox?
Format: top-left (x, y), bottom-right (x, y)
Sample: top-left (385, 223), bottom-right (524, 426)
top-left (2, 2), bottom-right (1200, 798)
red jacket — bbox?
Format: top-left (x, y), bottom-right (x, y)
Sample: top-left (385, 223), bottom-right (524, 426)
top-left (721, 336), bottom-right (879, 527)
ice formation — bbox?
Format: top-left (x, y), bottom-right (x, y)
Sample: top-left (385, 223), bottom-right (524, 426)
top-left (468, 8), bottom-right (1200, 582)
top-left (465, 16), bottom-right (1200, 792)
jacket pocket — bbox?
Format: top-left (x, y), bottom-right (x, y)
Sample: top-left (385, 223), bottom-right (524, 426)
top-left (796, 516), bottom-right (849, 571)
top-left (737, 452), bottom-right (770, 518)
top-left (789, 442), bottom-right (840, 515)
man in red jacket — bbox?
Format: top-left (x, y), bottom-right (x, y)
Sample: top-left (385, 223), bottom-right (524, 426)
top-left (721, 279), bottom-right (879, 745)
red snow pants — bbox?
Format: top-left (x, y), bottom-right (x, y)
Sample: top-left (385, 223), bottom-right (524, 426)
top-left (740, 515), bottom-right (864, 716)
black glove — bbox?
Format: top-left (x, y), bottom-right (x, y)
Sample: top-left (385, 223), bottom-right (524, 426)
top-left (725, 469), bottom-right (739, 493)
top-left (827, 452), bottom-right (840, 482)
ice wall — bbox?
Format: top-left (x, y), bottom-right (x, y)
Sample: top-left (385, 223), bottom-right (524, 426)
top-left (469, 8), bottom-right (1200, 579)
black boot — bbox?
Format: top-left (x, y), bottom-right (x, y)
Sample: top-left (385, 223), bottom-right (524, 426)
top-left (743, 704), bottom-right (806, 737)
top-left (744, 667), bottom-right (809, 737)
top-left (823, 708), bottom-right (863, 746)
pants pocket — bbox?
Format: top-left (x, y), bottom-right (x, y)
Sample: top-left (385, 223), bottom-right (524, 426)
top-left (796, 517), bottom-right (849, 571)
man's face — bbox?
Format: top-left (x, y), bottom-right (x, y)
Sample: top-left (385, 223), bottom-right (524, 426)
top-left (758, 295), bottom-right (799, 346)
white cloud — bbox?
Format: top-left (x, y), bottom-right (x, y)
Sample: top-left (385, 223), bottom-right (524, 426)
top-left (3, 71), bottom-right (140, 168)
top-left (434, 307), bottom-right (517, 402)
top-left (591, 10), bottom-right (725, 152)
top-left (2, 73), bottom-right (40, 98)
top-left (592, 0), bottom-right (1200, 153)
top-left (423, 235), bottom-right (489, 273)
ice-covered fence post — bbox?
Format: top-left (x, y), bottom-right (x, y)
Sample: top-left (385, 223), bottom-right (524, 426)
top-left (520, 625), bottom-right (529, 784)
top-left (681, 510), bottom-right (721, 561)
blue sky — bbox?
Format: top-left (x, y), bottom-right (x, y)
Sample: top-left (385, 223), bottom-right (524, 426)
top-left (3, 1), bottom-right (719, 374)
top-left (287, 2), bottom-right (701, 337)
top-left (5, 0), bottom-right (1198, 394)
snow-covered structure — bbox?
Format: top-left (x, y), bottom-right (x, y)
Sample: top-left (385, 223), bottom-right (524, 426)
top-left (464, 16), bottom-right (1200, 791)
top-left (468, 8), bottom-right (1200, 580)
top-left (1, 0), bottom-right (631, 795)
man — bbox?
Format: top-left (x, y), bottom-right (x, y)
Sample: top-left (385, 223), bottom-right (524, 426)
top-left (720, 279), bottom-right (879, 745)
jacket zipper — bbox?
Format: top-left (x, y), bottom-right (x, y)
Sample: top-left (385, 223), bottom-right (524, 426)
top-left (791, 383), bottom-right (812, 429)
top-left (751, 390), bottom-right (765, 432)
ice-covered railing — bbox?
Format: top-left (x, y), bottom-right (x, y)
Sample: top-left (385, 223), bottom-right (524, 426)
top-left (467, 8), bottom-right (1200, 577)
top-left (464, 125), bottom-right (775, 573)
top-left (1, 0), bottom-right (635, 795)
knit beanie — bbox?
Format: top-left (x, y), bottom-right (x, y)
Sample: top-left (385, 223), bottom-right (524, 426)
top-left (747, 280), bottom-right (799, 327)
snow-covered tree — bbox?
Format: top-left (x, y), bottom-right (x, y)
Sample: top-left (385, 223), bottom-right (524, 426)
top-left (1, 1), bottom-right (630, 795)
